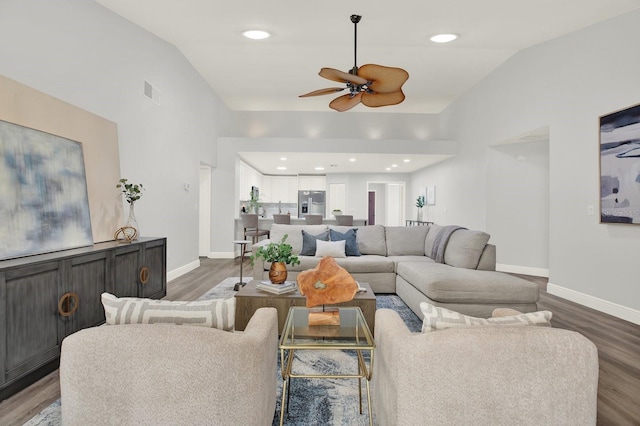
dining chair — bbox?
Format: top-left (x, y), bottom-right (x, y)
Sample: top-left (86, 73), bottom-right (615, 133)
top-left (304, 214), bottom-right (323, 225)
top-left (241, 214), bottom-right (270, 245)
top-left (273, 214), bottom-right (291, 224)
top-left (335, 215), bottom-right (354, 226)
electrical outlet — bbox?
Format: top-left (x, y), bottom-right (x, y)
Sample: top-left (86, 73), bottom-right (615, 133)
top-left (184, 183), bottom-right (190, 191)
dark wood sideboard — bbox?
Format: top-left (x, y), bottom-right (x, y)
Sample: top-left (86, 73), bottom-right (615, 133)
top-left (0, 237), bottom-right (166, 401)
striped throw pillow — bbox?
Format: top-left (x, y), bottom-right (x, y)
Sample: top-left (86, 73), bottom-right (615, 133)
top-left (101, 293), bottom-right (235, 331)
top-left (420, 302), bottom-right (551, 333)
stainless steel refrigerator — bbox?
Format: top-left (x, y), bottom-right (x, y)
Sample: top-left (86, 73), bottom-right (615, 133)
top-left (298, 191), bottom-right (326, 217)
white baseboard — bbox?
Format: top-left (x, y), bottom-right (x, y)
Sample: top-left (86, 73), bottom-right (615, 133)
top-left (496, 263), bottom-right (549, 278)
top-left (167, 259), bottom-right (200, 282)
top-left (208, 251), bottom-right (235, 259)
top-left (547, 282), bottom-right (640, 326)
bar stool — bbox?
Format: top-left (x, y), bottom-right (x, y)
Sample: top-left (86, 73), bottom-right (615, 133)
top-left (304, 214), bottom-right (323, 225)
top-left (233, 239), bottom-right (252, 291)
top-left (335, 215), bottom-right (354, 226)
top-left (273, 214), bottom-right (291, 224)
top-left (241, 214), bottom-right (270, 245)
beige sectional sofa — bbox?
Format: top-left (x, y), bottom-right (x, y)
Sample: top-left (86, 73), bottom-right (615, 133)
top-left (252, 224), bottom-right (539, 318)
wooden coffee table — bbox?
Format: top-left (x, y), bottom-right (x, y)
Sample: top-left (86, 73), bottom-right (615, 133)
top-left (235, 280), bottom-right (376, 334)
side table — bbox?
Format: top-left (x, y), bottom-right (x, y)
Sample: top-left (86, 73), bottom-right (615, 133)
top-left (279, 307), bottom-right (375, 425)
top-left (232, 240), bottom-right (252, 291)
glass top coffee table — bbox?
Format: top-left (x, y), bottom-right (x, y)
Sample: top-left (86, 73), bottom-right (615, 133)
top-left (278, 306), bottom-right (375, 426)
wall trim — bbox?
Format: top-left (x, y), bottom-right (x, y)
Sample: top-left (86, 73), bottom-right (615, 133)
top-left (167, 259), bottom-right (200, 282)
top-left (209, 251), bottom-right (234, 259)
top-left (548, 282), bottom-right (640, 326)
top-left (496, 263), bottom-right (549, 278)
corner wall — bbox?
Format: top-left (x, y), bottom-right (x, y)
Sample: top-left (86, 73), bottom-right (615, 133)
top-left (0, 0), bottom-right (230, 274)
top-left (415, 10), bottom-right (640, 322)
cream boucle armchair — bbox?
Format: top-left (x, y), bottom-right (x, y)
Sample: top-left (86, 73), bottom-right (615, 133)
top-left (372, 309), bottom-right (599, 426)
top-left (60, 307), bottom-right (278, 426)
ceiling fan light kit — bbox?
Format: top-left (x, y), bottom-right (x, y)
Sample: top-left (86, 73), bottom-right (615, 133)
top-left (299, 14), bottom-right (409, 112)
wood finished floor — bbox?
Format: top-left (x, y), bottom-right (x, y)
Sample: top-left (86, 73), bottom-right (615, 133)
top-left (0, 258), bottom-right (638, 425)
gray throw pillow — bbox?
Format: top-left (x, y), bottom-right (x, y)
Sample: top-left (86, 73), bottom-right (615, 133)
top-left (329, 228), bottom-right (361, 256)
top-left (300, 229), bottom-right (330, 256)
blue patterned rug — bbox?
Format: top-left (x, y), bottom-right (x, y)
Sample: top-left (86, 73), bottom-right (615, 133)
top-left (23, 278), bottom-right (421, 426)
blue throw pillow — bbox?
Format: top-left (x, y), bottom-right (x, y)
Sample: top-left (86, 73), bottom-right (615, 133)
top-left (300, 229), bottom-right (330, 256)
top-left (329, 229), bottom-right (361, 257)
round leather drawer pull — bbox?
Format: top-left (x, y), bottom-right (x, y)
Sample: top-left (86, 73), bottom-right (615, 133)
top-left (58, 292), bottom-right (79, 317)
top-left (139, 267), bottom-right (150, 285)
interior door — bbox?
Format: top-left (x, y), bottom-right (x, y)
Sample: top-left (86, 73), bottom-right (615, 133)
top-left (368, 191), bottom-right (376, 225)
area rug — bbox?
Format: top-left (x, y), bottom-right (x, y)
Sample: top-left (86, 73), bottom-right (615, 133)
top-left (23, 278), bottom-right (421, 426)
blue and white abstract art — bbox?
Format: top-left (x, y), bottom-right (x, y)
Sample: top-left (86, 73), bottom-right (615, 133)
top-left (600, 103), bottom-right (640, 224)
top-left (0, 120), bottom-right (93, 260)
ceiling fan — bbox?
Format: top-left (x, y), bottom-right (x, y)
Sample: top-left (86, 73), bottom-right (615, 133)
top-left (299, 15), bottom-right (409, 112)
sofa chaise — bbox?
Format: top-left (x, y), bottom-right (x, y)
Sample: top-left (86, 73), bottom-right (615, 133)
top-left (252, 224), bottom-right (539, 318)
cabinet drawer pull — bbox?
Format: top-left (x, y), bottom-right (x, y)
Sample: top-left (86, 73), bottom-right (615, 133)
top-left (139, 267), bottom-right (150, 285)
top-left (58, 292), bottom-right (79, 317)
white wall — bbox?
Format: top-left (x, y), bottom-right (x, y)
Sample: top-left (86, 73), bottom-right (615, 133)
top-left (486, 140), bottom-right (549, 275)
top-left (0, 0), bottom-right (230, 274)
top-left (414, 10), bottom-right (640, 321)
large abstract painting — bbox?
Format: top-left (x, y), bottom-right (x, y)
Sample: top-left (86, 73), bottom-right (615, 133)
top-left (600, 103), bottom-right (640, 224)
top-left (0, 120), bottom-right (93, 260)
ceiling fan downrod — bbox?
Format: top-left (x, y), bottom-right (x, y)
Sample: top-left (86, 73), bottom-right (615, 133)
top-left (350, 14), bottom-right (361, 76)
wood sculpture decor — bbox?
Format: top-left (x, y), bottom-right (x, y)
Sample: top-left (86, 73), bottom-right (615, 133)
top-left (297, 257), bottom-right (359, 325)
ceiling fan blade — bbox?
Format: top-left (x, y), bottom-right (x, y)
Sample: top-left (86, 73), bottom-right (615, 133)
top-left (319, 68), bottom-right (368, 85)
top-left (361, 90), bottom-right (405, 108)
top-left (358, 64), bottom-right (409, 94)
top-left (329, 92), bottom-right (363, 112)
top-left (299, 88), bottom-right (346, 97)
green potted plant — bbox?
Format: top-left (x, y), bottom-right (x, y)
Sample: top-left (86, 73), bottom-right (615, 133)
top-left (250, 234), bottom-right (300, 284)
top-left (415, 195), bottom-right (425, 221)
top-left (116, 178), bottom-right (144, 240)
top-left (249, 189), bottom-right (261, 214)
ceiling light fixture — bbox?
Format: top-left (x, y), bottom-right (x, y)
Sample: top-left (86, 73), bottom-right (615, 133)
top-left (242, 30), bottom-right (271, 40)
top-left (315, 167), bottom-right (325, 171)
top-left (280, 157), bottom-right (287, 160)
top-left (277, 166), bottom-right (287, 170)
top-left (430, 33), bottom-right (458, 43)
top-left (403, 159), bottom-right (410, 163)
top-left (300, 15), bottom-right (409, 112)
top-left (385, 167), bottom-right (391, 171)
top-left (392, 164), bottom-right (398, 168)
top-left (349, 158), bottom-right (356, 162)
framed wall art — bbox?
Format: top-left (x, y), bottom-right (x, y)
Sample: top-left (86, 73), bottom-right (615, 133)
top-left (0, 120), bottom-right (93, 259)
top-left (599, 103), bottom-right (640, 224)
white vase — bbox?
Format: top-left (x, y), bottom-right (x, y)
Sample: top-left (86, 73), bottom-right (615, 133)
top-left (417, 208), bottom-right (423, 222)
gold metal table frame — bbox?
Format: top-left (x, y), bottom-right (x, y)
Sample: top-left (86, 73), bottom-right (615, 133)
top-left (278, 307), bottom-right (375, 426)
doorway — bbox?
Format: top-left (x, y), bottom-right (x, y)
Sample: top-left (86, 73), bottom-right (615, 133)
top-left (368, 191), bottom-right (376, 225)
top-left (199, 165), bottom-right (212, 257)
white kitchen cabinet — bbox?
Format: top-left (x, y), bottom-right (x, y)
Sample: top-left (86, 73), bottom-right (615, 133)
top-left (298, 175), bottom-right (326, 191)
top-left (261, 176), bottom-right (273, 202)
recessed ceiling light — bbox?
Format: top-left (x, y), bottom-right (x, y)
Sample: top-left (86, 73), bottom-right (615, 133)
top-left (403, 159), bottom-right (410, 163)
top-left (280, 157), bottom-right (287, 161)
top-left (242, 30), bottom-right (271, 40)
top-left (385, 167), bottom-right (391, 171)
top-left (277, 166), bottom-right (287, 170)
top-left (430, 34), bottom-right (458, 43)
top-left (315, 167), bottom-right (325, 171)
top-left (349, 158), bottom-right (357, 162)
top-left (392, 164), bottom-right (398, 168)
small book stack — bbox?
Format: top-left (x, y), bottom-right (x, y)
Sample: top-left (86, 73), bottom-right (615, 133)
top-left (256, 281), bottom-right (297, 295)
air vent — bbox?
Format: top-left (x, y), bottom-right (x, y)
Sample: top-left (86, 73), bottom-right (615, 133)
top-left (143, 80), bottom-right (160, 104)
